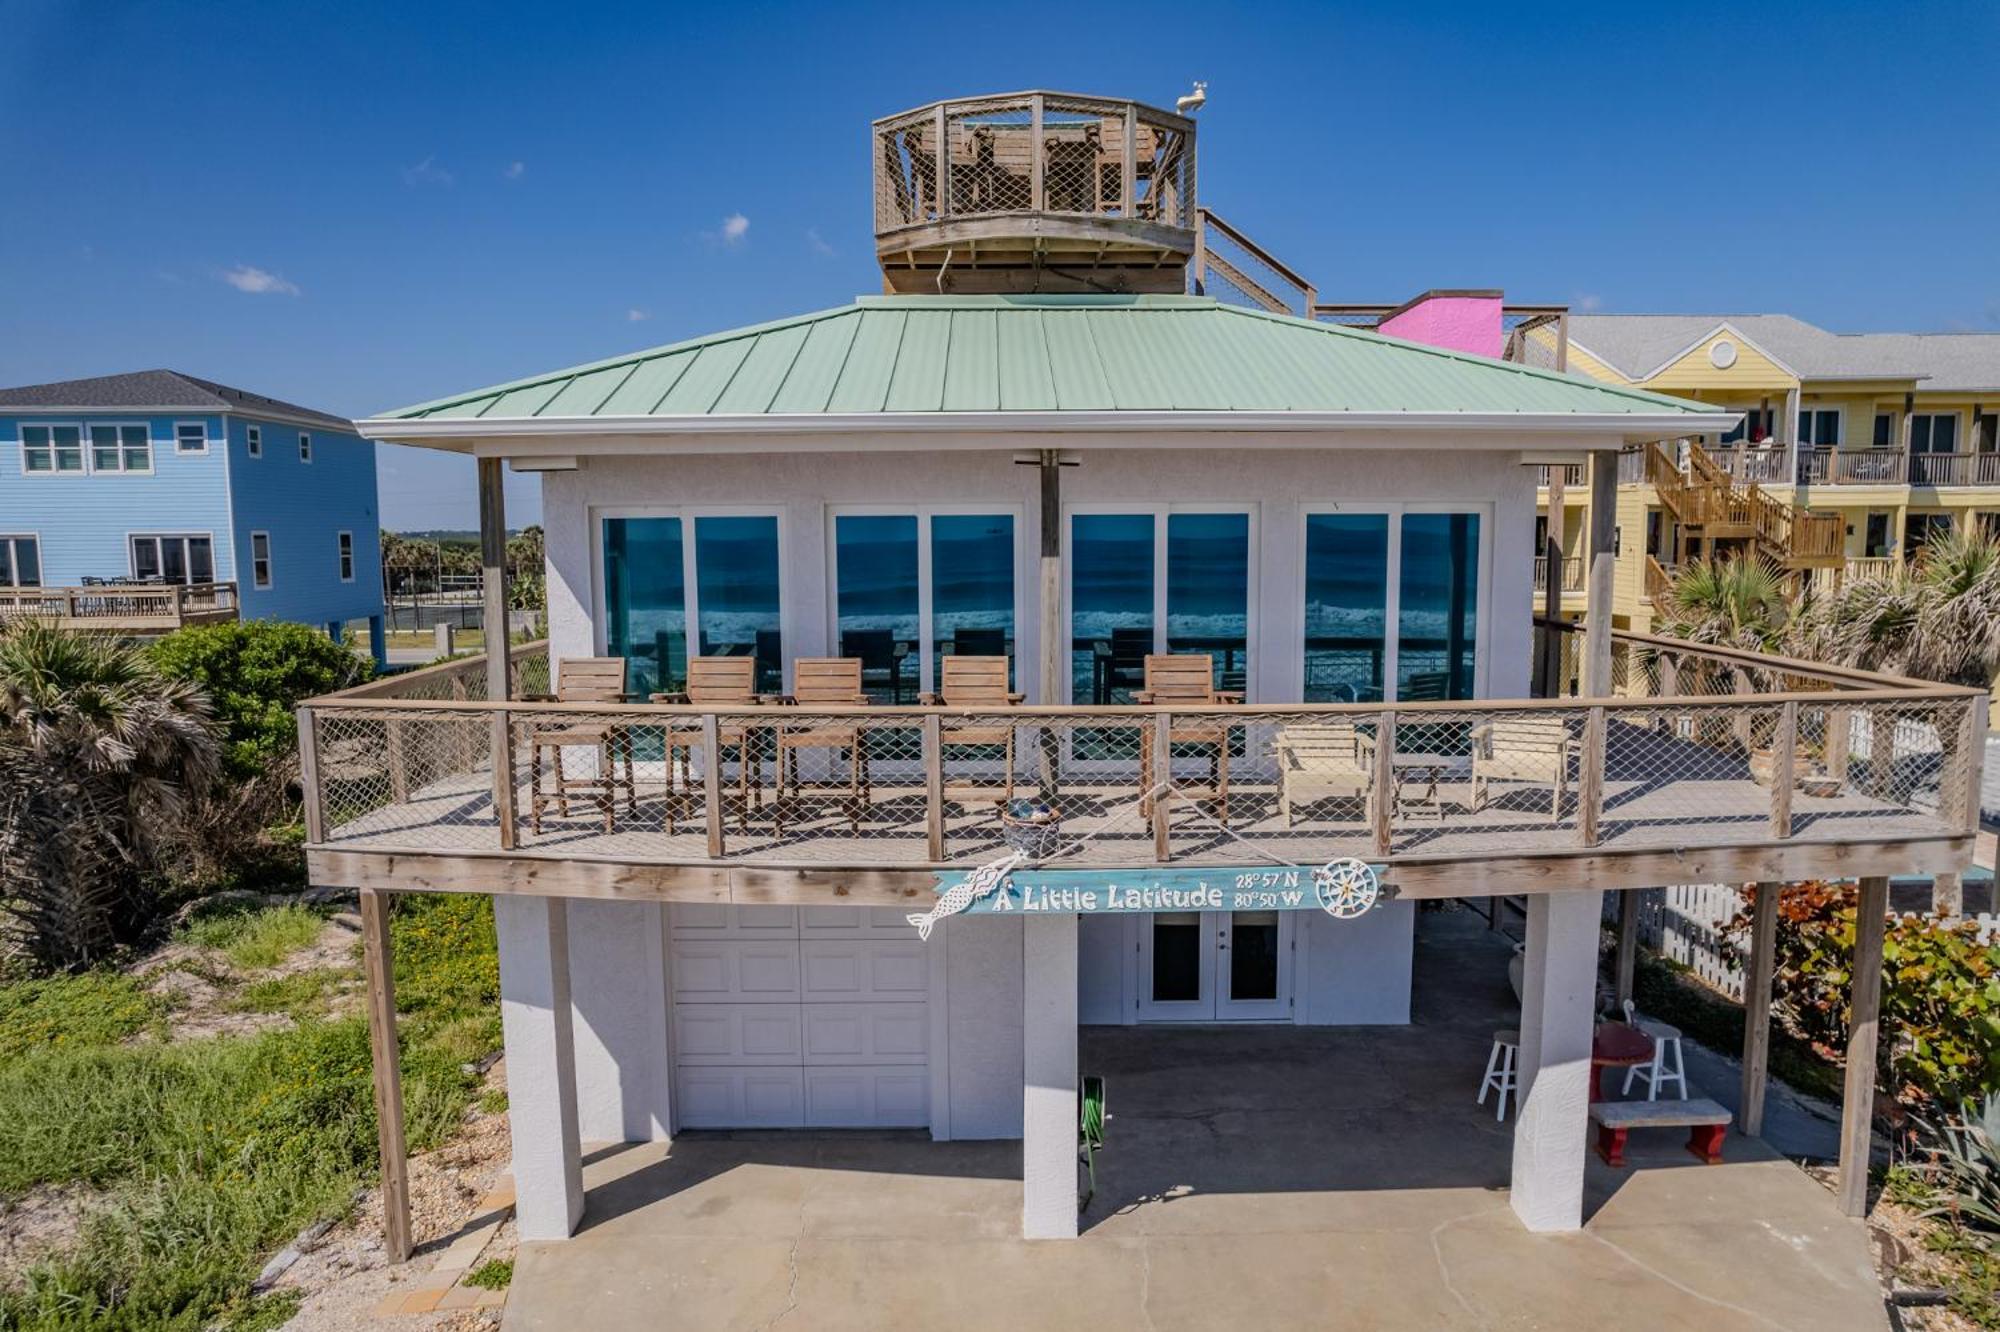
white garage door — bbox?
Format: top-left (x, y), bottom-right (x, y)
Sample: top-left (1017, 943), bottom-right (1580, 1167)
top-left (668, 904), bottom-right (930, 1129)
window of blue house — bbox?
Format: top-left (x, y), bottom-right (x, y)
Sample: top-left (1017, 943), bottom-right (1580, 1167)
top-left (297, 432), bottom-right (313, 463)
top-left (0, 536), bottom-right (40, 588)
top-left (20, 425), bottom-right (83, 473)
top-left (247, 425), bottom-right (263, 458)
top-left (90, 424), bottom-right (152, 473)
top-left (174, 422), bottom-right (208, 455)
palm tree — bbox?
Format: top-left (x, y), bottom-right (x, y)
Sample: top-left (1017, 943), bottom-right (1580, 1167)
top-left (0, 621), bottom-right (219, 971)
top-left (1655, 554), bottom-right (1794, 652)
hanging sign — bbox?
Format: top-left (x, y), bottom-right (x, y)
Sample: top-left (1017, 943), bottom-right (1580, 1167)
top-left (909, 858), bottom-right (1386, 938)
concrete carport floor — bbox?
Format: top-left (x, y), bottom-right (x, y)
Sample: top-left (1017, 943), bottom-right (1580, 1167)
top-left (502, 909), bottom-right (1885, 1332)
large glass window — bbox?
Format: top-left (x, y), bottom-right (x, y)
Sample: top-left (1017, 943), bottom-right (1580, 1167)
top-left (1303, 507), bottom-right (1483, 704)
top-left (834, 514), bottom-right (919, 703)
top-left (1070, 513), bottom-right (1155, 705)
top-left (1303, 514), bottom-right (1389, 702)
top-left (931, 513), bottom-right (1015, 690)
top-left (1911, 413), bottom-right (1959, 454)
top-left (1397, 513), bottom-right (1480, 701)
top-left (1166, 512), bottom-right (1249, 694)
top-left (603, 516), bottom-right (686, 697)
top-left (694, 516), bottom-right (782, 693)
top-left (1797, 409), bottom-right (1842, 447)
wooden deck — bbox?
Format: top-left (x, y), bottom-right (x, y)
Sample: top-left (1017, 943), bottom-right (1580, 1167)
top-left (0, 582), bottom-right (239, 632)
top-left (300, 628), bottom-right (1983, 902)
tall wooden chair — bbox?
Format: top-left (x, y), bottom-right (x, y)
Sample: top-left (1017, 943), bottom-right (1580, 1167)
top-left (774, 658), bottom-right (872, 835)
top-left (1135, 653), bottom-right (1242, 828)
top-left (524, 657), bottom-right (637, 833)
top-left (653, 656), bottom-right (764, 834)
top-left (921, 655), bottom-right (1023, 806)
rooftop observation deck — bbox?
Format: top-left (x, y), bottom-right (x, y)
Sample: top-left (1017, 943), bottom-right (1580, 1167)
top-left (0, 581), bottom-right (239, 633)
top-left (298, 626), bottom-right (1982, 907)
top-left (873, 91), bottom-right (1197, 294)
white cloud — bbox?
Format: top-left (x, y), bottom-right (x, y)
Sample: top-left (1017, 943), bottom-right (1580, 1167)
top-left (805, 227), bottom-right (834, 256)
top-left (720, 212), bottom-right (749, 244)
top-left (219, 264), bottom-right (300, 296)
top-left (1574, 292), bottom-right (1604, 313)
top-left (626, 308), bottom-right (650, 322)
top-left (402, 155), bottom-right (454, 187)
top-left (505, 160), bottom-right (526, 181)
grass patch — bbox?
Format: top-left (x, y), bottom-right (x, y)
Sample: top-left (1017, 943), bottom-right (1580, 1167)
top-left (0, 894), bottom-right (500, 1330)
top-left (464, 1258), bottom-right (512, 1290)
top-left (232, 969), bottom-right (352, 1021)
top-left (1882, 1165), bottom-right (2000, 1328)
top-left (0, 972), bottom-right (165, 1066)
top-left (477, 1089), bottom-right (509, 1115)
top-left (177, 904), bottom-right (328, 972)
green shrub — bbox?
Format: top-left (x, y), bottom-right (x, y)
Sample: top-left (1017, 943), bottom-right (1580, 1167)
top-left (465, 1258), bottom-right (513, 1290)
top-left (1727, 883), bottom-right (2000, 1107)
top-left (0, 972), bottom-right (163, 1066)
top-left (149, 622), bottom-right (370, 779)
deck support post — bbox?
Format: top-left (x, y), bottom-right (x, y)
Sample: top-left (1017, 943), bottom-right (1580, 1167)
top-left (1740, 881), bottom-right (1782, 1139)
top-left (1537, 464), bottom-right (1567, 696)
top-left (1022, 912), bottom-right (1078, 1240)
top-left (1613, 888), bottom-right (1639, 1010)
top-left (478, 457), bottom-right (512, 702)
top-left (1036, 449), bottom-right (1064, 796)
top-left (358, 889), bottom-right (412, 1263)
top-left (1837, 875), bottom-right (1889, 1218)
top-left (1583, 449), bottom-right (1618, 698)
top-left (1510, 888), bottom-right (1602, 1232)
top-left (497, 895), bottom-right (585, 1239)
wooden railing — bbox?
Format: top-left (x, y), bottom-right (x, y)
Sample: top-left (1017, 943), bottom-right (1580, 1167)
top-left (296, 632), bottom-right (1981, 890)
top-left (1535, 463), bottom-right (1585, 489)
top-left (0, 581), bottom-right (240, 631)
top-left (1533, 555), bottom-right (1584, 595)
top-left (1797, 450), bottom-right (2000, 488)
top-left (1643, 555), bottom-right (1676, 605)
top-left (1711, 447), bottom-right (1789, 484)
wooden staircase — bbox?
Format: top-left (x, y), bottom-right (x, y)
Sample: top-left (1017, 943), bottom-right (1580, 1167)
top-left (1644, 441), bottom-right (1843, 572)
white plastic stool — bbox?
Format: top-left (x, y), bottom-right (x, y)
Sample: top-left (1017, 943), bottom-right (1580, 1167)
top-left (1621, 999), bottom-right (1688, 1101)
top-left (1478, 1028), bottom-right (1519, 1122)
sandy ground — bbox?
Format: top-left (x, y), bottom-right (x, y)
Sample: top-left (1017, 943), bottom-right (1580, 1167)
top-left (275, 1061), bottom-right (516, 1331)
top-left (131, 911), bottom-right (367, 1042)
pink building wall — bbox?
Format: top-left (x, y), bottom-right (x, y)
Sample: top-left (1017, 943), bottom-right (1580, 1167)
top-left (1377, 291), bottom-right (1504, 359)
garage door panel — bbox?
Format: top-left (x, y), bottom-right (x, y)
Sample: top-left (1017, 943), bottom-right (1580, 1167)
top-left (804, 1067), bottom-right (929, 1127)
top-left (800, 941), bottom-right (928, 1001)
top-left (675, 1004), bottom-right (803, 1065)
top-left (678, 1067), bottom-right (806, 1129)
top-left (674, 905), bottom-right (799, 937)
top-left (799, 906), bottom-right (921, 938)
top-left (671, 941), bottom-right (800, 1002)
top-left (802, 1003), bottom-right (928, 1065)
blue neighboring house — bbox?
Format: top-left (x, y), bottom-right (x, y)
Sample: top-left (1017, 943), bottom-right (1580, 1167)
top-left (0, 369), bottom-right (387, 665)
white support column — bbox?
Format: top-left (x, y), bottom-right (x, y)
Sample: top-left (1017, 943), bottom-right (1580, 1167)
top-left (1022, 912), bottom-right (1078, 1240)
top-left (497, 895), bottom-right (585, 1240)
top-left (1510, 889), bottom-right (1604, 1233)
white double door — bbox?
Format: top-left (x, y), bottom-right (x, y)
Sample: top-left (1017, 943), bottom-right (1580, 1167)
top-left (1138, 910), bottom-right (1294, 1022)
top-left (668, 904), bottom-right (930, 1129)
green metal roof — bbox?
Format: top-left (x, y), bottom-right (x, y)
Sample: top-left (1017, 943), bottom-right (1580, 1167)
top-left (376, 295), bottom-right (1722, 423)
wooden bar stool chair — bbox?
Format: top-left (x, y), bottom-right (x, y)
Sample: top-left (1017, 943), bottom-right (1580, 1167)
top-left (523, 657), bottom-right (637, 833)
top-left (1478, 1029), bottom-right (1519, 1123)
top-left (1136, 653), bottom-right (1241, 829)
top-left (653, 656), bottom-right (765, 835)
top-left (774, 658), bottom-right (872, 836)
top-left (921, 655), bottom-right (1023, 808)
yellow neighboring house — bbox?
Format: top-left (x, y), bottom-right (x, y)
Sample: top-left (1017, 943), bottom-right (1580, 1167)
top-left (1532, 314), bottom-right (2000, 631)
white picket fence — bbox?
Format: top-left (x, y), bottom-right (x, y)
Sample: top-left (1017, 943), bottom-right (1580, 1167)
top-left (1604, 887), bottom-right (2000, 1004)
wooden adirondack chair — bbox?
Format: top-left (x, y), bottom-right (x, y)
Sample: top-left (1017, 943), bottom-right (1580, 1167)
top-left (920, 655), bottom-right (1022, 806)
top-left (653, 656), bottom-right (764, 835)
top-left (1135, 653), bottom-right (1242, 828)
top-left (1271, 720), bottom-right (1377, 828)
top-left (524, 657), bottom-right (637, 833)
top-left (774, 658), bottom-right (872, 835)
top-left (1471, 717), bottom-right (1573, 820)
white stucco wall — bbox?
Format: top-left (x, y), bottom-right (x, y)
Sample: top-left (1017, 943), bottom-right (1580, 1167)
top-left (942, 914), bottom-right (1025, 1139)
top-left (565, 900), bottom-right (672, 1142)
top-left (540, 441), bottom-right (1538, 703)
top-left (1300, 900), bottom-right (1414, 1025)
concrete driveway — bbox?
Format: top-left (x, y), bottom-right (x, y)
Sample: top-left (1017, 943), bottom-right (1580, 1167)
top-left (503, 910), bottom-right (1885, 1331)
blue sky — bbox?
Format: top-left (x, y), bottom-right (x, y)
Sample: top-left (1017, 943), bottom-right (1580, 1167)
top-left (4, 0), bottom-right (1996, 528)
